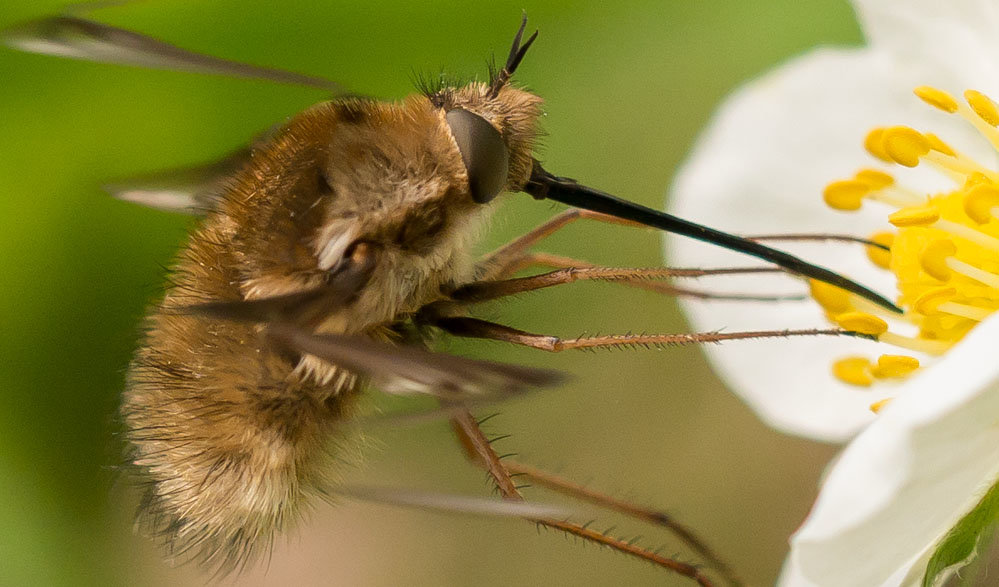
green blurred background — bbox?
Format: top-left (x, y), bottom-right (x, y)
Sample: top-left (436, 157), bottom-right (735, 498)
top-left (0, 1), bottom-right (863, 585)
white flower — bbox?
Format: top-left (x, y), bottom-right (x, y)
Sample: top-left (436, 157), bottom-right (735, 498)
top-left (667, 0), bottom-right (999, 584)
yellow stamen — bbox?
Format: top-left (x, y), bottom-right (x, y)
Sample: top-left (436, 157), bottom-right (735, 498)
top-left (815, 86), bottom-right (999, 399)
top-left (923, 150), bottom-right (999, 180)
top-left (877, 332), bottom-right (952, 355)
top-left (919, 239), bottom-right (957, 281)
top-left (823, 179), bottom-right (869, 211)
top-left (964, 172), bottom-right (992, 188)
top-left (914, 86), bottom-right (959, 113)
top-left (889, 205), bottom-right (940, 227)
top-left (933, 218), bottom-right (999, 251)
top-left (867, 187), bottom-right (926, 208)
top-left (866, 231), bottom-right (894, 269)
top-left (881, 126), bottom-right (931, 167)
top-left (945, 257), bottom-right (999, 288)
top-left (937, 301), bottom-right (993, 321)
top-left (834, 312), bottom-right (889, 336)
top-left (913, 286), bottom-right (957, 314)
top-left (855, 169), bottom-right (895, 189)
top-left (966, 90), bottom-right (999, 126)
top-left (924, 132), bottom-right (957, 157)
top-left (832, 356), bottom-right (874, 387)
top-left (963, 183), bottom-right (999, 224)
top-left (864, 128), bottom-right (892, 162)
top-left (869, 398), bottom-right (893, 413)
top-left (954, 92), bottom-right (999, 153)
top-left (849, 294), bottom-right (897, 320)
top-left (872, 354), bottom-right (920, 378)
top-left (809, 279), bottom-right (853, 315)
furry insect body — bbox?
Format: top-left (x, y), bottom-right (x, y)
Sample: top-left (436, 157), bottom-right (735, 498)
top-left (124, 87), bottom-right (544, 569)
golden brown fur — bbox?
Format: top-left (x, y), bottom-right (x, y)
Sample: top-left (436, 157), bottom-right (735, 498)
top-left (123, 84), bottom-right (543, 571)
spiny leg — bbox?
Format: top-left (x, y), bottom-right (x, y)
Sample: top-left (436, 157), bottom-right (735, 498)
top-left (479, 208), bottom-right (882, 282)
top-left (504, 460), bottom-right (742, 587)
top-left (430, 316), bottom-right (861, 352)
top-left (500, 252), bottom-right (808, 303)
top-left (447, 408), bottom-right (715, 586)
top-left (477, 208), bottom-right (807, 303)
top-left (450, 263), bottom-right (792, 305)
top-left (478, 209), bottom-right (644, 280)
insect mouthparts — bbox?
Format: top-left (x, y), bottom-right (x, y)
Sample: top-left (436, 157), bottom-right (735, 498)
top-left (522, 161), bottom-right (902, 314)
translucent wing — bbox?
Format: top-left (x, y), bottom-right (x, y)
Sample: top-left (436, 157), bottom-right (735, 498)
top-left (185, 245), bottom-right (378, 327)
top-left (184, 242), bottom-right (567, 403)
top-left (332, 485), bottom-right (570, 518)
top-left (2, 15), bottom-right (349, 93)
top-left (265, 322), bottom-right (568, 401)
top-left (103, 145), bottom-right (251, 214)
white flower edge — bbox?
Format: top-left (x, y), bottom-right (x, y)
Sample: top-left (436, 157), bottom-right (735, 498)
top-left (780, 314), bottom-right (999, 586)
top-left (852, 0), bottom-right (999, 97)
top-left (666, 42), bottom-right (993, 442)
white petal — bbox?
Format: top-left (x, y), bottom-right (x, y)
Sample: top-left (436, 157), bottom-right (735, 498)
top-left (667, 46), bottom-right (991, 441)
top-left (786, 315), bottom-right (999, 586)
top-left (779, 543), bottom-right (931, 587)
top-left (852, 0), bottom-right (999, 96)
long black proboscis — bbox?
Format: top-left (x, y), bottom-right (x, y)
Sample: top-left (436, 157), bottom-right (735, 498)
top-left (524, 163), bottom-right (902, 314)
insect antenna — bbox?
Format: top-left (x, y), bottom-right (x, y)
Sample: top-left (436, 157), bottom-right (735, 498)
top-left (488, 14), bottom-right (538, 98)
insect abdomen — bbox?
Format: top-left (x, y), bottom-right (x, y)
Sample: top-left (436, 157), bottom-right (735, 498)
top-left (124, 306), bottom-right (360, 570)
top-left (121, 171), bottom-right (363, 569)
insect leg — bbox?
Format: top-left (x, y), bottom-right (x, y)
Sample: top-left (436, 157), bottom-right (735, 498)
top-left (478, 209), bottom-right (643, 280)
top-left (503, 460), bottom-right (742, 587)
top-left (495, 252), bottom-right (808, 303)
top-left (449, 265), bottom-right (790, 304)
top-left (448, 409), bottom-right (716, 586)
top-left (429, 316), bottom-right (866, 352)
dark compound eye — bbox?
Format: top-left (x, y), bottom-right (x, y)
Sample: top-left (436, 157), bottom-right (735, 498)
top-left (445, 108), bottom-right (509, 204)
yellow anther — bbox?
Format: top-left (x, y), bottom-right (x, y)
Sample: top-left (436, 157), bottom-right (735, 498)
top-left (881, 126), bottom-right (931, 167)
top-left (889, 205), bottom-right (940, 227)
top-left (869, 398), bottom-right (893, 413)
top-left (864, 128), bottom-right (892, 162)
top-left (835, 312), bottom-right (889, 336)
top-left (913, 286), bottom-right (958, 315)
top-left (914, 86), bottom-right (959, 113)
top-left (963, 183), bottom-right (999, 224)
top-left (866, 231), bottom-right (894, 269)
top-left (964, 172), bottom-right (992, 189)
top-left (965, 89), bottom-right (999, 126)
top-left (809, 279), bottom-right (853, 314)
top-left (832, 356), bottom-right (874, 387)
top-left (919, 239), bottom-right (957, 281)
top-left (823, 179), bottom-right (870, 211)
top-left (872, 354), bottom-right (920, 378)
top-left (924, 132), bottom-right (956, 157)
top-left (855, 169), bottom-right (895, 189)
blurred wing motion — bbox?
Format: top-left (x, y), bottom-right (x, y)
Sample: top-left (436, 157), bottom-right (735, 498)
top-left (103, 145), bottom-right (252, 214)
top-left (267, 323), bottom-right (567, 401)
top-left (1, 15), bottom-right (349, 93)
top-left (186, 265), bottom-right (567, 402)
top-left (1, 12), bottom-right (351, 214)
top-left (333, 484), bottom-right (571, 518)
top-left (186, 248), bottom-right (378, 326)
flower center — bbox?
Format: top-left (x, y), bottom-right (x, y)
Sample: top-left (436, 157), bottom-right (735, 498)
top-left (817, 87), bottom-right (999, 411)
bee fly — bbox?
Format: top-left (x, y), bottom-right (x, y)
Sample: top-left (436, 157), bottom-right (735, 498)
top-left (3, 8), bottom-right (899, 585)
